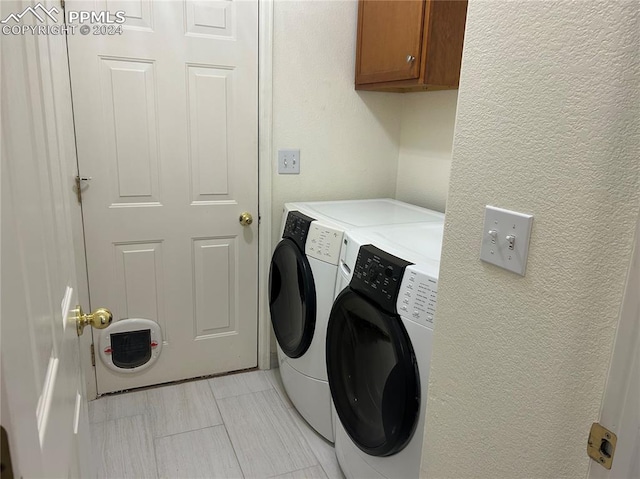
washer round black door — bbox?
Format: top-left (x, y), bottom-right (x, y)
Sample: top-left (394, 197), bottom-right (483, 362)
top-left (269, 238), bottom-right (316, 358)
top-left (326, 288), bottom-right (420, 457)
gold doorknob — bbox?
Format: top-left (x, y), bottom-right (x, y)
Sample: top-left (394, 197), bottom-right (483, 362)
top-left (239, 212), bottom-right (253, 226)
top-left (76, 305), bottom-right (113, 336)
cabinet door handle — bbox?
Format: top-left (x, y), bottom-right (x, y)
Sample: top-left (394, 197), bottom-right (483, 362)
top-left (406, 55), bottom-right (416, 63)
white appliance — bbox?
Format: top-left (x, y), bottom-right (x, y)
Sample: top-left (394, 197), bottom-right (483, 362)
top-left (327, 222), bottom-right (444, 478)
top-left (269, 200), bottom-right (444, 442)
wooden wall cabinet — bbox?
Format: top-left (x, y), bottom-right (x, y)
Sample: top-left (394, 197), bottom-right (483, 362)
top-left (355, 0), bottom-right (468, 92)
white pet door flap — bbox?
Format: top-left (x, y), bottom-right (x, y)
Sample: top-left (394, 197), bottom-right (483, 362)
top-left (99, 318), bottom-right (162, 373)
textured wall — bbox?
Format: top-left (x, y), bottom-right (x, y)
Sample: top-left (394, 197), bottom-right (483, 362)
top-left (395, 91), bottom-right (458, 213)
top-left (422, 1), bottom-right (639, 478)
top-left (271, 0), bottom-right (402, 247)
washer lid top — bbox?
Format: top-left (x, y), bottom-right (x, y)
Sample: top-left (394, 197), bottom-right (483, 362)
top-left (288, 199), bottom-right (444, 228)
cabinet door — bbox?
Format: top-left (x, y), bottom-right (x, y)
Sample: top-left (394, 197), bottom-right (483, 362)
top-left (356, 0), bottom-right (425, 85)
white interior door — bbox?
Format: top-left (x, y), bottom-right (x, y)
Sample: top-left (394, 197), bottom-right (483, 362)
top-left (66, 0), bottom-right (259, 393)
top-left (589, 213), bottom-right (640, 478)
top-left (1, 1), bottom-right (92, 476)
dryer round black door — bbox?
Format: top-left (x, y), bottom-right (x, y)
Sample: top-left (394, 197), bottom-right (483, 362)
top-left (326, 289), bottom-right (420, 457)
top-left (269, 238), bottom-right (316, 358)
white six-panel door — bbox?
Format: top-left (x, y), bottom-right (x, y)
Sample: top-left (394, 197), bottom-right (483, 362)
top-left (1, 1), bottom-right (92, 476)
top-left (66, 0), bottom-right (259, 393)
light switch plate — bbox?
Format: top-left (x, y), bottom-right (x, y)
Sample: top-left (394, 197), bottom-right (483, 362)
top-left (480, 205), bottom-right (533, 276)
top-left (278, 149), bottom-right (300, 174)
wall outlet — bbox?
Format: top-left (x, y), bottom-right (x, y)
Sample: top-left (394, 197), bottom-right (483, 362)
top-left (278, 149), bottom-right (300, 174)
top-left (480, 205), bottom-right (533, 276)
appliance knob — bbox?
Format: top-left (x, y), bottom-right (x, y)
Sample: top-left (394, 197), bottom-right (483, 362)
top-left (371, 265), bottom-right (382, 282)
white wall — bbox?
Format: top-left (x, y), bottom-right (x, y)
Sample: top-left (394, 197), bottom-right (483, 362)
top-left (395, 91), bottom-right (458, 213)
top-left (422, 1), bottom-right (639, 478)
top-left (271, 0), bottom-right (402, 247)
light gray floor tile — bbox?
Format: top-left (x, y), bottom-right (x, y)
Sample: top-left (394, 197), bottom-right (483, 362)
top-left (155, 425), bottom-right (243, 479)
top-left (90, 421), bottom-right (105, 476)
top-left (92, 415), bottom-right (157, 479)
top-left (209, 370), bottom-right (273, 400)
top-left (218, 389), bottom-right (318, 478)
top-left (89, 398), bottom-right (106, 423)
top-left (89, 389), bottom-right (148, 423)
top-left (265, 368), bottom-right (294, 408)
top-left (269, 465), bottom-right (327, 479)
top-left (147, 380), bottom-right (222, 437)
top-left (288, 408), bottom-right (344, 479)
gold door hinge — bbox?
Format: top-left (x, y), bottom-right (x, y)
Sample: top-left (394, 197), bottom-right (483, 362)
top-left (74, 176), bottom-right (91, 204)
top-left (90, 343), bottom-right (96, 367)
top-left (587, 422), bottom-right (617, 470)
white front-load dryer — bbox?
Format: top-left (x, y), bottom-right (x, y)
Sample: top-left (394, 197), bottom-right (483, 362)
top-left (270, 208), bottom-right (343, 442)
top-left (327, 223), bottom-right (443, 478)
top-left (269, 200), bottom-right (444, 443)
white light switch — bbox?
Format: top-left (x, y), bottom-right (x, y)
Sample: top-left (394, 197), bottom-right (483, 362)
top-left (480, 206), bottom-right (533, 276)
top-left (278, 149), bottom-right (300, 174)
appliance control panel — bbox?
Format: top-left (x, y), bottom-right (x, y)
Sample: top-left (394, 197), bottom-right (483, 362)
top-left (350, 245), bottom-right (412, 314)
top-left (306, 223), bottom-right (344, 265)
top-left (283, 211), bottom-right (315, 251)
top-left (397, 265), bottom-right (438, 328)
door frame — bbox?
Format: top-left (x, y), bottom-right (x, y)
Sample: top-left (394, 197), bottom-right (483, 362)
top-left (65, 0), bottom-right (274, 400)
top-left (587, 209), bottom-right (640, 478)
top-left (258, 0), bottom-right (274, 373)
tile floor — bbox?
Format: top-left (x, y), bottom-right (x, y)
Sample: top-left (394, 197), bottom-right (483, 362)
top-left (89, 369), bottom-right (344, 479)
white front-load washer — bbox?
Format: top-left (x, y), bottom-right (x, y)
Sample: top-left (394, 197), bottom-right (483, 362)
top-left (269, 199), bottom-right (444, 442)
top-left (326, 223), bottom-right (444, 478)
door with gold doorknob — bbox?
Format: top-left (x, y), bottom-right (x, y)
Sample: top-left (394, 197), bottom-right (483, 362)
top-left (67, 0), bottom-right (259, 393)
top-left (1, 15), bottom-right (97, 477)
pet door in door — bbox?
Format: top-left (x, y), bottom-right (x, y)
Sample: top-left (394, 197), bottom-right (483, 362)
top-left (99, 318), bottom-right (163, 373)
top-left (111, 330), bottom-right (151, 368)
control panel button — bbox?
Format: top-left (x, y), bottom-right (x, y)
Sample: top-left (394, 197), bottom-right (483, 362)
top-left (350, 244), bottom-right (412, 314)
top-left (397, 266), bottom-right (439, 326)
top-left (283, 211), bottom-right (315, 251)
top-left (305, 223), bottom-right (343, 265)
